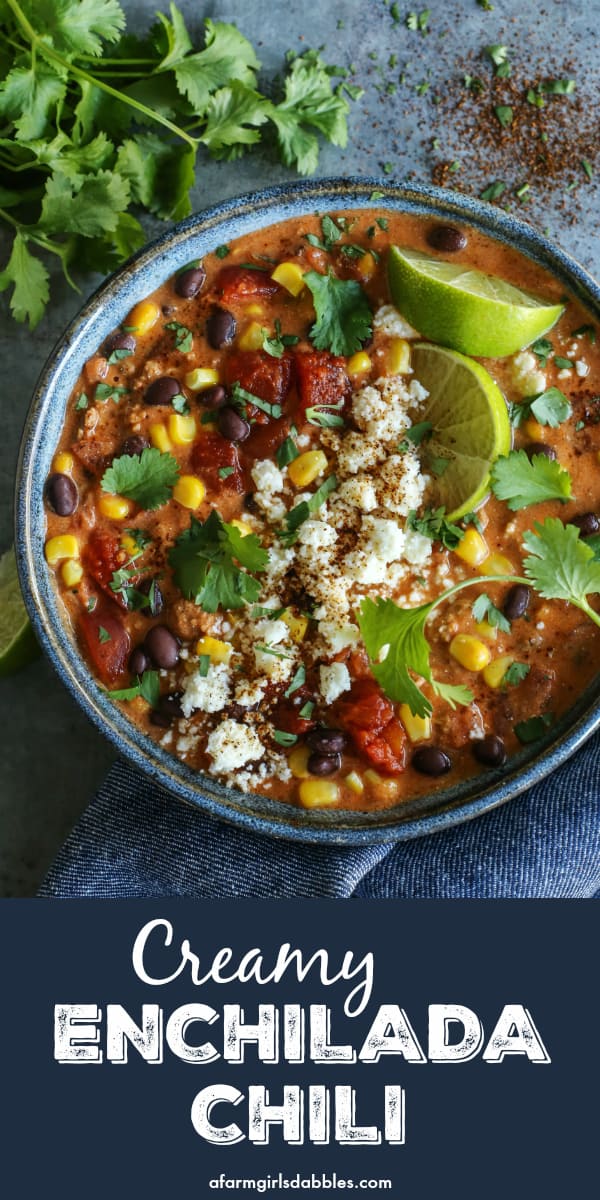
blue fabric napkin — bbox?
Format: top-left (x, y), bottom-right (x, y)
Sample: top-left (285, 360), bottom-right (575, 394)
top-left (39, 732), bottom-right (600, 898)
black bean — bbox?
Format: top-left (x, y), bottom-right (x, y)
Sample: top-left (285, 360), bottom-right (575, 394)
top-left (524, 441), bottom-right (557, 461)
top-left (157, 692), bottom-right (183, 720)
top-left (145, 624), bottom-right (180, 669)
top-left (150, 710), bottom-right (172, 728)
top-left (145, 376), bottom-right (182, 406)
top-left (307, 751), bottom-right (341, 777)
top-left (472, 734), bottom-right (507, 768)
top-left (200, 384), bottom-right (227, 410)
top-left (103, 330), bottom-right (136, 356)
top-left (206, 307), bottom-right (237, 349)
top-left (139, 578), bottom-right (164, 617)
top-left (306, 727), bottom-right (348, 755)
top-left (427, 224), bottom-right (467, 253)
top-left (244, 492), bottom-right (258, 513)
top-left (503, 584), bottom-right (531, 622)
top-left (120, 434), bottom-right (150, 458)
top-left (571, 511), bottom-right (600, 538)
top-left (412, 745), bottom-right (452, 777)
top-left (175, 265), bottom-right (206, 298)
top-left (218, 405), bottom-right (251, 442)
top-left (45, 473), bottom-right (78, 517)
top-left (129, 646), bottom-right (151, 676)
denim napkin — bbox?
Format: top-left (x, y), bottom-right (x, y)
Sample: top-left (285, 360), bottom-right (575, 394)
top-left (39, 730), bottom-right (600, 898)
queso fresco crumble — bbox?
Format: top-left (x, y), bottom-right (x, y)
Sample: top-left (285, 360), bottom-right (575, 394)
top-left (43, 209), bottom-right (600, 811)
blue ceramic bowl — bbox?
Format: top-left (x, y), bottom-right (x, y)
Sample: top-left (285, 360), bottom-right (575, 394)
top-left (15, 177), bottom-right (600, 845)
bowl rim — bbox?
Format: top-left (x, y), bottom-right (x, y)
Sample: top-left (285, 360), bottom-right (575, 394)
top-left (15, 173), bottom-right (600, 846)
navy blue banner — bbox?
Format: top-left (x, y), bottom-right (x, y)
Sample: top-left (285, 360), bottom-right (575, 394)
top-left (1, 900), bottom-right (596, 1196)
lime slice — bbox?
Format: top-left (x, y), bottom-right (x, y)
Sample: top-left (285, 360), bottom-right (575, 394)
top-left (0, 546), bottom-right (40, 677)
top-left (388, 246), bottom-right (564, 357)
top-left (412, 342), bottom-right (512, 520)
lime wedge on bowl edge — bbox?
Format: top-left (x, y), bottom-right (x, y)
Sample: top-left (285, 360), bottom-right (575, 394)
top-left (388, 245), bottom-right (564, 358)
top-left (0, 545), bottom-right (40, 676)
top-left (412, 342), bottom-right (512, 521)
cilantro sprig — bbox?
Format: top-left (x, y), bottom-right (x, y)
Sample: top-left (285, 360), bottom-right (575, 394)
top-left (169, 509), bottom-right (268, 611)
top-left (106, 670), bottom-right (160, 707)
top-left (0, 4), bottom-right (358, 329)
top-left (491, 450), bottom-right (572, 510)
top-left (304, 269), bottom-right (372, 357)
top-left (509, 387), bottom-right (572, 428)
top-left (101, 447), bottom-right (179, 510)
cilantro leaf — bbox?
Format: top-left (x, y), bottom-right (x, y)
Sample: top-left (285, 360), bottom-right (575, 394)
top-left (502, 661), bottom-right (530, 687)
top-left (471, 592), bottom-right (511, 633)
top-left (153, 2), bottom-right (193, 68)
top-left (200, 82), bottom-right (269, 160)
top-left (0, 63), bottom-right (66, 141)
top-left (398, 421), bottom-right (432, 451)
top-left (40, 169), bottom-right (130, 237)
top-left (509, 387), bottom-right (572, 428)
top-left (270, 50), bottom-right (349, 175)
top-left (522, 519), bottom-right (600, 621)
top-left (101, 447), bottom-right (180, 510)
top-left (515, 713), bottom-right (553, 744)
top-left (0, 233), bottom-right (49, 330)
top-left (169, 510), bottom-right (268, 611)
top-left (491, 450), bottom-right (572, 510)
top-left (407, 506), bottom-right (464, 550)
top-left (358, 596), bottom-right (473, 719)
top-left (169, 18), bottom-right (260, 116)
top-left (262, 318), bottom-right (299, 359)
top-left (165, 320), bottom-right (193, 353)
top-left (304, 269), bottom-right (372, 356)
top-left (276, 436), bottom-right (299, 468)
top-left (116, 133), bottom-right (195, 221)
top-left (106, 669), bottom-right (160, 706)
top-left (278, 475), bottom-right (338, 546)
top-left (23, 0), bottom-right (126, 57)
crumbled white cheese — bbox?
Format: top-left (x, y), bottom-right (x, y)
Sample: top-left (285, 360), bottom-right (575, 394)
top-left (343, 548), bottom-right (388, 585)
top-left (180, 661), bottom-right (231, 717)
top-left (373, 304), bottom-right (419, 339)
top-left (408, 379), bottom-right (429, 406)
top-left (234, 678), bottom-right (266, 708)
top-left (319, 662), bottom-right (351, 704)
top-left (337, 476), bottom-right (378, 512)
top-left (404, 527), bottom-right (433, 566)
top-left (206, 719), bottom-right (265, 773)
top-left (254, 492), bottom-right (287, 522)
top-left (512, 350), bottom-right (546, 397)
top-left (361, 515), bottom-right (405, 562)
top-left (296, 519), bottom-right (338, 551)
top-left (352, 378), bottom-right (412, 441)
top-left (376, 452), bottom-right (427, 516)
top-left (317, 620), bottom-right (361, 654)
top-left (265, 542), bottom-right (294, 580)
top-left (251, 459), bottom-right (284, 494)
top-left (575, 359), bottom-right (589, 378)
top-left (336, 432), bottom-right (387, 477)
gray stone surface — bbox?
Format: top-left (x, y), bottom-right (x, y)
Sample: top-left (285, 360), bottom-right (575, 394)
top-left (2, 0), bottom-right (599, 894)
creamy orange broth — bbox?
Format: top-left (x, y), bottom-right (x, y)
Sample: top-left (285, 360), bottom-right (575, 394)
top-left (44, 210), bottom-right (600, 810)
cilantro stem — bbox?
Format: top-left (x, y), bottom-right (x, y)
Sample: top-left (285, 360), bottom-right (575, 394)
top-left (4, 0), bottom-right (199, 151)
top-left (426, 573), bottom-right (528, 617)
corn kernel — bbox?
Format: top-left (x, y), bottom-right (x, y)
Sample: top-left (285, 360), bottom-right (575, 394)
top-left (99, 494), bottom-right (133, 520)
top-left (280, 610), bottom-right (309, 643)
top-left (121, 534), bottom-right (138, 558)
top-left (196, 635), bottom-right (232, 664)
top-left (173, 474), bottom-right (206, 509)
top-left (149, 422), bottom-right (173, 452)
top-left (358, 251), bottom-right (376, 280)
top-left (244, 303), bottom-right (264, 316)
top-left (386, 337), bottom-right (411, 375)
top-left (299, 779), bottom-right (340, 808)
top-left (524, 417), bottom-right (544, 440)
top-left (345, 771), bottom-right (364, 795)
top-left (61, 559), bottom-right (84, 587)
top-left (455, 526), bottom-right (488, 566)
top-left (289, 746), bottom-right (311, 779)
top-left (52, 451), bottom-right (74, 474)
top-left (271, 261), bottom-right (305, 296)
top-left (127, 299), bottom-right (160, 336)
top-left (479, 552), bottom-right (515, 576)
top-left (450, 634), bottom-right (492, 672)
top-left (399, 703), bottom-right (432, 743)
top-left (45, 534), bottom-right (79, 565)
top-left (168, 411), bottom-right (197, 445)
top-left (347, 351), bottom-right (372, 378)
top-left (238, 320), bottom-right (264, 351)
top-left (363, 769), bottom-right (401, 802)
top-left (475, 620), bottom-right (498, 642)
top-left (185, 368), bottom-right (220, 392)
top-left (483, 654), bottom-right (514, 689)
top-left (288, 450), bottom-right (328, 488)
top-left (230, 518), bottom-right (253, 537)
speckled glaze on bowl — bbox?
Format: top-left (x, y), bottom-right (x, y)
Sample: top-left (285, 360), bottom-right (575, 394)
top-left (15, 177), bottom-right (600, 844)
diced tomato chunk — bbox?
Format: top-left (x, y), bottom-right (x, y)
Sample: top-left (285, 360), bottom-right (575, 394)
top-left (215, 266), bottom-right (280, 302)
top-left (225, 350), bottom-right (294, 420)
top-left (191, 432), bottom-right (244, 493)
top-left (241, 415), bottom-right (291, 464)
top-left (270, 689), bottom-right (316, 738)
top-left (294, 350), bottom-right (352, 421)
top-left (82, 530), bottom-right (124, 603)
top-left (78, 610), bottom-right (130, 684)
top-left (336, 678), bottom-right (407, 775)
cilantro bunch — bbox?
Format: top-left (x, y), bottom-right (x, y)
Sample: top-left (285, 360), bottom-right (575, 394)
top-left (0, 0), bottom-right (358, 329)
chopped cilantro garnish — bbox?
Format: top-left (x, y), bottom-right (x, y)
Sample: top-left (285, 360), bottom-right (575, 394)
top-left (87, 597), bottom-right (97, 613)
top-left (98, 626), bottom-right (111, 644)
top-left (398, 421), bottom-right (433, 451)
top-left (124, 528), bottom-right (152, 552)
top-left (305, 404), bottom-right (345, 429)
top-left (509, 387), bottom-right (572, 428)
top-left (553, 357), bottom-right (574, 370)
top-left (531, 336), bottom-right (553, 366)
top-left (284, 664), bottom-right (306, 698)
top-left (582, 158), bottom-right (594, 181)
top-left (198, 654), bottom-right (211, 678)
top-left (94, 382), bottom-right (128, 404)
top-left (472, 593), bottom-right (511, 633)
top-left (273, 730), bottom-right (298, 746)
top-left (571, 324), bottom-right (596, 342)
top-left (106, 670), bottom-right (160, 707)
top-left (215, 245), bottom-right (230, 259)
top-left (485, 44), bottom-right (510, 77)
top-left (491, 450), bottom-right (572, 510)
top-left (169, 509), bottom-right (268, 611)
top-left (101, 448), bottom-right (180, 511)
top-left (407, 506), bottom-right (464, 550)
top-left (165, 321), bottom-right (193, 353)
top-left (304, 269), bottom-right (372, 357)
top-left (75, 393), bottom-right (89, 411)
top-left (108, 346), bottom-right (134, 365)
top-left (276, 436), bottom-right (300, 468)
top-left (502, 661), bottom-right (530, 687)
top-left (515, 714), bottom-right (553, 743)
top-left (171, 393), bottom-right (190, 415)
top-left (462, 512), bottom-right (484, 534)
top-left (278, 475), bottom-right (338, 546)
top-left (299, 700), bottom-right (315, 719)
top-left (406, 9), bottom-right (430, 33)
top-left (495, 105), bottom-right (513, 128)
top-left (231, 380), bottom-right (282, 420)
top-left (541, 78), bottom-right (575, 95)
top-left (218, 466), bottom-right (234, 479)
top-left (261, 318), bottom-right (300, 359)
top-left (480, 181), bottom-right (505, 202)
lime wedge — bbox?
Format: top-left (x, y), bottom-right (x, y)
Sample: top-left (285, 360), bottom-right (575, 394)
top-left (388, 246), bottom-right (564, 357)
top-left (412, 342), bottom-right (512, 520)
top-left (0, 546), bottom-right (39, 677)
